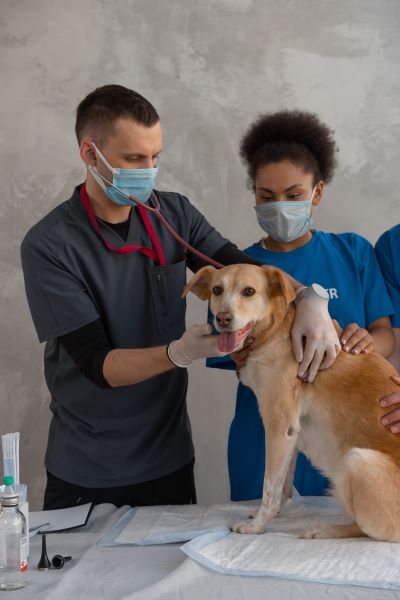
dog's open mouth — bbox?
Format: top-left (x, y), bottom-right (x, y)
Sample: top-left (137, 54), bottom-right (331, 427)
top-left (217, 322), bottom-right (254, 353)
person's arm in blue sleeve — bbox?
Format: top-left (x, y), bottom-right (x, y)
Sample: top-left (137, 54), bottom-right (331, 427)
top-left (375, 229), bottom-right (400, 431)
top-left (340, 235), bottom-right (395, 358)
top-left (360, 237), bottom-right (395, 357)
top-left (376, 229), bottom-right (400, 328)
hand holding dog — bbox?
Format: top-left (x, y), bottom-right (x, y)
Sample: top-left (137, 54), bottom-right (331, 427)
top-left (168, 323), bottom-right (228, 367)
top-left (340, 323), bottom-right (374, 355)
top-left (292, 292), bottom-right (341, 383)
top-left (380, 375), bottom-right (400, 433)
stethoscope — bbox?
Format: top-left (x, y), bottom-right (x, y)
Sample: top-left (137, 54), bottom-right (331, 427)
top-left (85, 168), bottom-right (224, 269)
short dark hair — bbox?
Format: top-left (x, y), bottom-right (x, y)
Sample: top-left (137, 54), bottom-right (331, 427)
top-left (75, 84), bottom-right (160, 145)
top-left (239, 110), bottom-right (337, 188)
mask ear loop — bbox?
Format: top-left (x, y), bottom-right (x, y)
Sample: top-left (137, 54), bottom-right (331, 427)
top-left (91, 142), bottom-right (117, 174)
top-left (309, 185), bottom-right (319, 219)
top-left (310, 185), bottom-right (318, 203)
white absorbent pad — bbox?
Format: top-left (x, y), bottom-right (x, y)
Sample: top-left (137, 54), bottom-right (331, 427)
top-left (181, 495), bottom-right (400, 590)
top-left (97, 502), bottom-right (257, 546)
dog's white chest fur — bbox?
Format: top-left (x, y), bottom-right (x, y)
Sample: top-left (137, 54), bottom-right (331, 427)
top-left (241, 360), bottom-right (340, 480)
top-left (240, 359), bottom-right (262, 392)
top-left (296, 394), bottom-right (341, 479)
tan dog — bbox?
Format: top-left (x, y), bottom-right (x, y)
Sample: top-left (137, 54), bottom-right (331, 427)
top-left (184, 264), bottom-right (400, 541)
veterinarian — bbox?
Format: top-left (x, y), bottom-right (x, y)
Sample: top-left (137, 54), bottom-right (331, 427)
top-left (21, 86), bottom-right (340, 510)
top-left (376, 224), bottom-right (400, 429)
top-left (207, 110), bottom-right (395, 500)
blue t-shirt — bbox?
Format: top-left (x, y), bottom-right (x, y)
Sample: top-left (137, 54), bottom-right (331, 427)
top-left (207, 231), bottom-right (394, 500)
top-left (375, 224), bottom-right (400, 327)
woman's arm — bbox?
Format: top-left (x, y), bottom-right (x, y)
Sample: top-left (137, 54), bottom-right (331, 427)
top-left (340, 316), bottom-right (395, 358)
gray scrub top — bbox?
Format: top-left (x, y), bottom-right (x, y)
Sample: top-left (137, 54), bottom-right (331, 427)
top-left (20, 185), bottom-right (228, 487)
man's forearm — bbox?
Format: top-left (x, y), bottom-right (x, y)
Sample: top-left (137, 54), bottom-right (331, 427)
top-left (103, 346), bottom-right (176, 387)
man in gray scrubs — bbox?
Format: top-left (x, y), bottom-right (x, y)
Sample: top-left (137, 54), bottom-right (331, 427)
top-left (20, 85), bottom-right (340, 509)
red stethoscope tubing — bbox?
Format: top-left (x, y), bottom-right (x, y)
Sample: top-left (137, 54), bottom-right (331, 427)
top-left (144, 192), bottom-right (223, 269)
top-left (80, 184), bottom-right (166, 265)
top-left (82, 179), bottom-right (223, 269)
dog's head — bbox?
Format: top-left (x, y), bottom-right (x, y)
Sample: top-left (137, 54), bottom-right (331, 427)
top-left (183, 264), bottom-right (296, 353)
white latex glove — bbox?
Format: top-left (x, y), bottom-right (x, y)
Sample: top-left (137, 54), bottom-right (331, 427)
top-left (167, 324), bottom-right (227, 367)
top-left (291, 284), bottom-right (341, 383)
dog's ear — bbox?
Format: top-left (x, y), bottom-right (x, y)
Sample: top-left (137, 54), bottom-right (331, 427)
top-left (182, 266), bottom-right (216, 300)
top-left (262, 266), bottom-right (297, 307)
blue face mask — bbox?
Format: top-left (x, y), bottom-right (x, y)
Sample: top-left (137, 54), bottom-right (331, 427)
top-left (89, 143), bottom-right (158, 206)
top-left (254, 188), bottom-right (316, 242)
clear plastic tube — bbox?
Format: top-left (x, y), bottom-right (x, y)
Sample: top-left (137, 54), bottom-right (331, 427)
top-left (1, 434), bottom-right (20, 485)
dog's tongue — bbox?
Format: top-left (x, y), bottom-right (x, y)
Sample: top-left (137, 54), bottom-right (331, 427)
top-left (217, 331), bottom-right (242, 353)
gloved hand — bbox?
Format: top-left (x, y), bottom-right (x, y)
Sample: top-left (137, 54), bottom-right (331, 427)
top-left (167, 324), bottom-right (227, 367)
top-left (291, 284), bottom-right (341, 383)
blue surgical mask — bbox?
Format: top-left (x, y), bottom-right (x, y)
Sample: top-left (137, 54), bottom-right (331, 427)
top-left (88, 143), bottom-right (158, 206)
top-left (254, 188), bottom-right (316, 242)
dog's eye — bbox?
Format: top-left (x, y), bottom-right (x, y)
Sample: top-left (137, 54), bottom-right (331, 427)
top-left (212, 286), bottom-right (223, 295)
top-left (242, 287), bottom-right (255, 297)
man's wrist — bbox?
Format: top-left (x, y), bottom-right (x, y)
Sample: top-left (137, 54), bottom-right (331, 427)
top-left (166, 340), bottom-right (192, 368)
top-left (166, 342), bottom-right (177, 367)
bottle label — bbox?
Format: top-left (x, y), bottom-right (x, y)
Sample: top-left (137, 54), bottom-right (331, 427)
top-left (20, 536), bottom-right (28, 572)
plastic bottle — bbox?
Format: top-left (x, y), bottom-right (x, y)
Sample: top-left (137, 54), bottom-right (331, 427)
top-left (0, 476), bottom-right (28, 590)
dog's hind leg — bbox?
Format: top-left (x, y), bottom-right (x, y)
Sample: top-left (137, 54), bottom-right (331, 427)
top-left (301, 448), bottom-right (400, 541)
top-left (300, 522), bottom-right (365, 539)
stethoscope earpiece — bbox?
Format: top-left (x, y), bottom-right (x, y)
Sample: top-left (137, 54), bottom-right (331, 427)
top-left (37, 534), bottom-right (72, 570)
top-left (51, 554), bottom-right (72, 569)
top-left (37, 534), bottom-right (51, 570)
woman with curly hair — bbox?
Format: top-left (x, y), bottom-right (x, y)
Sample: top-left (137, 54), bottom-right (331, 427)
top-left (207, 110), bottom-right (395, 500)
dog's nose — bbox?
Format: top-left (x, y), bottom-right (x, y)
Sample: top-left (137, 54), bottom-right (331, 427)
top-left (216, 311), bottom-right (233, 328)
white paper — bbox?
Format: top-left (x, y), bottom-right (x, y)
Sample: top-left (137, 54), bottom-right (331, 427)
top-left (29, 502), bottom-right (92, 533)
top-left (98, 502), bottom-right (258, 546)
top-left (181, 496), bottom-right (400, 590)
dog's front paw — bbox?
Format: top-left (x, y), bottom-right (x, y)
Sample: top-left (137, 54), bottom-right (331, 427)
top-left (232, 519), bottom-right (266, 534)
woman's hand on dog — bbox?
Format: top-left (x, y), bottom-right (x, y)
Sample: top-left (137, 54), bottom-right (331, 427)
top-left (380, 375), bottom-right (400, 433)
top-left (340, 323), bottom-right (374, 355)
top-left (230, 336), bottom-right (255, 369)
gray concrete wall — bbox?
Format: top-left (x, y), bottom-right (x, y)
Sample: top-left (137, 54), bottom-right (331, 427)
top-left (1, 0), bottom-right (399, 509)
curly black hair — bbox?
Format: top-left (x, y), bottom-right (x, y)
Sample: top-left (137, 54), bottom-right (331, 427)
top-left (239, 110), bottom-right (337, 188)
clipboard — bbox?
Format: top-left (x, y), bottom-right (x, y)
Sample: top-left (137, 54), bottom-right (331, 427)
top-left (29, 502), bottom-right (94, 534)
